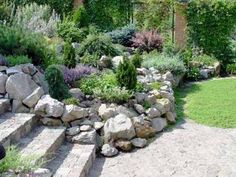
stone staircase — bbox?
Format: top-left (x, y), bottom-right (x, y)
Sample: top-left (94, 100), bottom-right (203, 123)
top-left (0, 98), bottom-right (96, 177)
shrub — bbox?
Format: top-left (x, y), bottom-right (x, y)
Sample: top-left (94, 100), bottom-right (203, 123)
top-left (73, 5), bottom-right (89, 28)
top-left (45, 65), bottom-right (70, 101)
top-left (94, 86), bottom-right (132, 103)
top-left (0, 25), bottom-right (54, 67)
top-left (7, 55), bottom-right (32, 66)
top-left (57, 19), bottom-right (87, 43)
top-left (116, 58), bottom-right (137, 90)
top-left (186, 67), bottom-right (201, 81)
top-left (142, 51), bottom-right (186, 75)
top-left (78, 74), bottom-right (100, 95)
top-left (187, 0), bottom-right (236, 66)
top-left (80, 52), bottom-right (100, 67)
top-left (13, 3), bottom-right (60, 37)
top-left (191, 54), bottom-right (217, 66)
top-left (63, 42), bottom-right (76, 68)
top-left (226, 63), bottom-right (236, 74)
top-left (62, 65), bottom-right (96, 86)
top-left (63, 97), bottom-right (80, 106)
top-left (149, 82), bottom-right (161, 90)
top-left (132, 30), bottom-right (164, 53)
top-left (77, 34), bottom-right (120, 59)
top-left (107, 24), bottom-right (136, 46)
top-left (0, 2), bottom-right (12, 23)
top-left (131, 53), bottom-right (143, 68)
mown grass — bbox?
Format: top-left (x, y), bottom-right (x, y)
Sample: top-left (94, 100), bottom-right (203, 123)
top-left (175, 78), bottom-right (236, 128)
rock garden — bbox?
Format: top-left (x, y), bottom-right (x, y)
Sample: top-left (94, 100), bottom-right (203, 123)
top-left (0, 0), bottom-right (236, 176)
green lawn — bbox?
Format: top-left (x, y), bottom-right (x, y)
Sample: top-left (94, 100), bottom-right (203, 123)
top-left (175, 78), bottom-right (236, 128)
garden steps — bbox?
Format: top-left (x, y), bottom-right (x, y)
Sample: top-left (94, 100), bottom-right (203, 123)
top-left (0, 99), bottom-right (10, 115)
top-left (0, 112), bottom-right (37, 147)
top-left (19, 126), bottom-right (66, 163)
top-left (47, 143), bottom-right (96, 177)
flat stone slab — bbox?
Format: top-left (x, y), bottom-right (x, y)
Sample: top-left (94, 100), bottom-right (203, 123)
top-left (47, 143), bottom-right (96, 177)
top-left (19, 126), bottom-right (65, 162)
top-left (0, 99), bottom-right (10, 115)
top-left (0, 113), bottom-right (37, 147)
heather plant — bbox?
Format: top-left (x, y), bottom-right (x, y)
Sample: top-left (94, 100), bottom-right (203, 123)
top-left (132, 30), bottom-right (164, 53)
top-left (63, 42), bottom-right (76, 68)
top-left (45, 65), bottom-right (70, 101)
top-left (13, 3), bottom-right (60, 37)
top-left (62, 65), bottom-right (97, 86)
top-left (116, 58), bottom-right (137, 90)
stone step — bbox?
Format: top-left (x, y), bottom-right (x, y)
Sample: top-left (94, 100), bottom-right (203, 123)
top-left (0, 113), bottom-right (37, 147)
top-left (47, 143), bottom-right (96, 177)
top-left (19, 126), bottom-right (65, 163)
top-left (0, 99), bottom-right (10, 115)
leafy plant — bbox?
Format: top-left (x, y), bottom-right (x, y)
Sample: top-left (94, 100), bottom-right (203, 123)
top-left (7, 55), bottom-right (32, 66)
top-left (149, 82), bottom-right (161, 90)
top-left (116, 58), bottom-right (137, 90)
top-left (0, 146), bottom-right (44, 174)
top-left (45, 65), bottom-right (70, 101)
top-left (132, 30), bottom-right (164, 53)
top-left (143, 101), bottom-right (151, 110)
top-left (191, 54), bottom-right (218, 66)
top-left (77, 34), bottom-right (120, 59)
top-left (226, 63), bottom-right (236, 74)
top-left (186, 67), bottom-right (201, 81)
top-left (80, 52), bottom-right (100, 67)
top-left (131, 53), bottom-right (143, 68)
top-left (107, 24), bottom-right (136, 46)
top-left (142, 51), bottom-right (186, 75)
top-left (77, 74), bottom-right (100, 95)
top-left (63, 42), bottom-right (76, 68)
top-left (63, 97), bottom-right (80, 106)
top-left (73, 5), bottom-right (89, 28)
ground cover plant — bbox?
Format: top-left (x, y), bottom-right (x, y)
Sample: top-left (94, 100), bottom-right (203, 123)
top-left (175, 78), bottom-right (236, 128)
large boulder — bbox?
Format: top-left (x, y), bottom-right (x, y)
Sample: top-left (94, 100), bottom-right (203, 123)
top-left (62, 105), bottom-right (89, 123)
top-left (146, 107), bottom-right (161, 119)
top-left (0, 73), bottom-right (8, 94)
top-left (116, 105), bottom-right (138, 118)
top-left (34, 95), bottom-right (64, 118)
top-left (151, 118), bottom-right (167, 133)
top-left (6, 73), bottom-right (38, 101)
top-left (23, 87), bottom-right (44, 108)
top-left (98, 104), bottom-right (117, 120)
top-left (104, 114), bottom-right (136, 141)
top-left (71, 129), bottom-right (97, 144)
top-left (134, 121), bottom-right (156, 139)
top-left (155, 98), bottom-right (171, 114)
top-left (12, 100), bottom-right (30, 113)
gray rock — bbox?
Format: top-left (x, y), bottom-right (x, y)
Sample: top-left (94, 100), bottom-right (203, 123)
top-left (112, 56), bottom-right (123, 68)
top-left (214, 62), bottom-right (221, 75)
top-left (146, 107), bottom-right (161, 118)
top-left (145, 95), bottom-right (157, 105)
top-left (33, 168), bottom-right (52, 177)
top-left (34, 95), bottom-right (64, 118)
top-left (12, 100), bottom-right (30, 113)
top-left (66, 126), bottom-right (80, 136)
top-left (200, 69), bottom-right (209, 79)
top-left (98, 104), bottom-right (117, 120)
top-left (165, 112), bottom-right (176, 123)
top-left (0, 73), bottom-right (8, 94)
top-left (69, 88), bottom-right (85, 101)
top-left (104, 114), bottom-right (136, 141)
top-left (99, 55), bottom-right (111, 68)
top-left (101, 144), bottom-right (118, 157)
top-left (23, 87), bottom-right (44, 108)
top-left (131, 138), bottom-right (147, 148)
top-left (135, 93), bottom-right (148, 104)
top-left (137, 68), bottom-right (150, 76)
top-left (80, 125), bottom-right (92, 131)
top-left (61, 105), bottom-right (89, 123)
top-left (71, 129), bottom-right (97, 144)
top-left (151, 118), bottom-right (167, 132)
top-left (134, 104), bottom-right (145, 114)
top-left (94, 122), bottom-right (104, 130)
top-left (155, 98), bottom-right (171, 114)
top-left (32, 71), bottom-right (49, 93)
top-left (6, 67), bottom-right (21, 75)
top-left (6, 73), bottom-right (38, 101)
top-left (41, 118), bottom-right (62, 126)
top-left (72, 42), bottom-right (80, 49)
top-left (116, 105), bottom-right (138, 118)
top-left (0, 66), bottom-right (8, 72)
top-left (162, 71), bottom-right (174, 82)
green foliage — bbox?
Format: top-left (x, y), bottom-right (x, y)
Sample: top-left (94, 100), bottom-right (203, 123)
top-left (57, 19), bottom-right (87, 42)
top-left (186, 67), bottom-right (201, 81)
top-left (80, 52), bottom-right (100, 67)
top-left (131, 53), bottom-right (143, 68)
top-left (63, 97), bottom-right (80, 106)
top-left (134, 0), bottom-right (173, 31)
top-left (226, 63), bottom-right (236, 74)
top-left (0, 2), bottom-right (12, 22)
top-left (78, 74), bottom-right (100, 95)
top-left (191, 54), bottom-right (217, 66)
top-left (107, 24), bottom-right (136, 46)
top-left (0, 146), bottom-right (44, 174)
top-left (142, 51), bottom-right (186, 75)
top-left (0, 25), bottom-right (55, 67)
top-left (73, 5), bottom-right (89, 28)
top-left (143, 101), bottom-right (151, 110)
top-left (149, 82), bottom-right (161, 90)
top-left (116, 58), bottom-right (137, 90)
top-left (187, 0), bottom-right (236, 66)
top-left (63, 42), bottom-right (76, 68)
top-left (77, 34), bottom-right (120, 59)
top-left (6, 55), bottom-right (32, 66)
top-left (45, 65), bottom-right (70, 101)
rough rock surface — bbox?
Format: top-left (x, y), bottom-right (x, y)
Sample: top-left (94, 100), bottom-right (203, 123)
top-left (88, 120), bottom-right (236, 177)
top-left (101, 144), bottom-right (118, 157)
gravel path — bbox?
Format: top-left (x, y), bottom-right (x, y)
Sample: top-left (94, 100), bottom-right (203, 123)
top-left (88, 119), bottom-right (236, 177)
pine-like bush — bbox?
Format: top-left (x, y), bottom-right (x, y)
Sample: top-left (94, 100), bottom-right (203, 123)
top-left (64, 42), bottom-right (76, 68)
top-left (116, 58), bottom-right (137, 90)
top-left (131, 53), bottom-right (143, 68)
top-left (45, 65), bottom-right (70, 101)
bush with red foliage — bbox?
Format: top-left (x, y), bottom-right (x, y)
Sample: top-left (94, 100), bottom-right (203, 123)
top-left (131, 30), bottom-right (163, 53)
